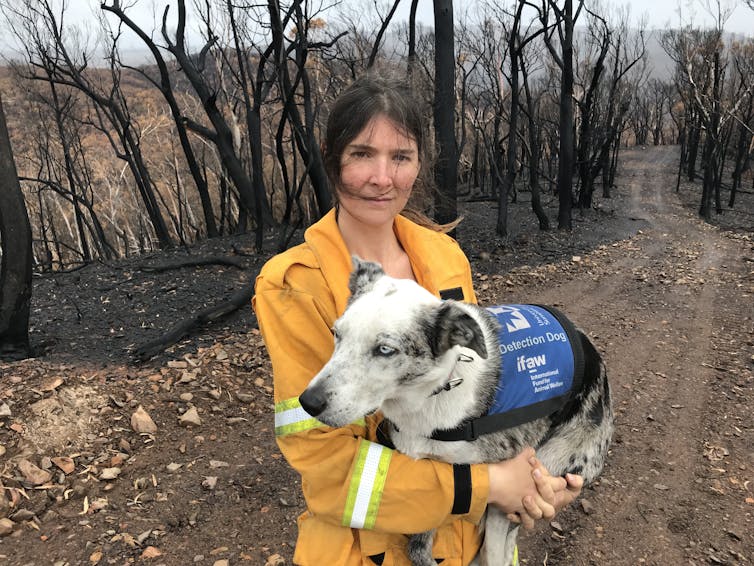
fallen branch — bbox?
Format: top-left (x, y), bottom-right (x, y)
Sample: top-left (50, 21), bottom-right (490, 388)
top-left (138, 256), bottom-right (243, 273)
top-left (133, 285), bottom-right (254, 361)
top-left (230, 244), bottom-right (257, 257)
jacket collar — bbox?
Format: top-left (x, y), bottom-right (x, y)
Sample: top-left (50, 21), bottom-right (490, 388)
top-left (303, 209), bottom-right (441, 317)
top-left (303, 209), bottom-right (353, 317)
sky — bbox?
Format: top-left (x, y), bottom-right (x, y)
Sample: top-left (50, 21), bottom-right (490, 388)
top-left (2, 0), bottom-right (753, 56)
top-left (619, 0), bottom-right (754, 34)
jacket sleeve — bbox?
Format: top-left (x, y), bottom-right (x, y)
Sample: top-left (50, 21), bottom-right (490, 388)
top-left (253, 262), bottom-right (489, 535)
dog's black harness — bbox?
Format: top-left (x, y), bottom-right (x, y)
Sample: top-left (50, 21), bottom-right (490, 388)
top-left (430, 304), bottom-right (585, 442)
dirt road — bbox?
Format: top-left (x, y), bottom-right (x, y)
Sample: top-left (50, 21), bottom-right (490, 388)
top-left (0, 146), bottom-right (751, 565)
top-left (492, 147), bottom-right (754, 565)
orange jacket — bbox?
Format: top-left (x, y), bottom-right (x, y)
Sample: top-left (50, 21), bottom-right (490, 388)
top-left (253, 209), bottom-right (489, 565)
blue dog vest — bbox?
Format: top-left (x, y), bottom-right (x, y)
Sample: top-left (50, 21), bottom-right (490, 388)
top-left (431, 304), bottom-right (584, 441)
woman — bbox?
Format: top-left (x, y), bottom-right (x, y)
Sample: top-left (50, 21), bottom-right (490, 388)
top-left (253, 74), bottom-right (582, 566)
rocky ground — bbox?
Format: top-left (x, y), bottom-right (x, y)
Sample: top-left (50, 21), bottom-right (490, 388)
top-left (0, 145), bottom-right (752, 565)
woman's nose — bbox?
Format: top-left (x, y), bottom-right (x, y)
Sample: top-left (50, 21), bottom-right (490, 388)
top-left (368, 157), bottom-right (393, 187)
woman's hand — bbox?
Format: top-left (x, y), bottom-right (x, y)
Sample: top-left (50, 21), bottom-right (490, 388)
top-left (556, 471), bottom-right (584, 511)
top-left (487, 447), bottom-right (555, 521)
top-left (487, 448), bottom-right (584, 530)
top-left (507, 456), bottom-right (584, 530)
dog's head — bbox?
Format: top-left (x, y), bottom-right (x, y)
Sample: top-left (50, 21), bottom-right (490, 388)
top-left (299, 257), bottom-right (488, 427)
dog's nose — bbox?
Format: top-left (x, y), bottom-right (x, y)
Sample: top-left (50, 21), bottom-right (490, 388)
top-left (299, 387), bottom-right (327, 417)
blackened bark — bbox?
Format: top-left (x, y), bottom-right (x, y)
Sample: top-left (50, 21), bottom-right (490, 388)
top-left (686, 114), bottom-right (701, 181)
top-left (521, 53), bottom-right (549, 230)
top-left (0, 94), bottom-right (33, 361)
top-left (226, 0), bottom-right (275, 251)
top-left (542, 0), bottom-right (582, 230)
top-left (498, 13), bottom-right (523, 237)
top-left (576, 16), bottom-right (610, 210)
top-left (433, 0), bottom-right (458, 225)
top-left (407, 0), bottom-right (419, 78)
top-left (45, 77), bottom-right (91, 262)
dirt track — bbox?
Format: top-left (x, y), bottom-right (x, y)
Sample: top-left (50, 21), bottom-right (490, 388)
top-left (505, 147), bottom-right (754, 564)
top-left (0, 146), bottom-right (752, 565)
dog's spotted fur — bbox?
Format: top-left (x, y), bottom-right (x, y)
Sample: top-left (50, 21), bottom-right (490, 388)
top-left (300, 258), bottom-right (613, 566)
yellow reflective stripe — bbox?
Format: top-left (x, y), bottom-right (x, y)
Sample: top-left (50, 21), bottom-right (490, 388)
top-left (513, 545), bottom-right (519, 565)
top-left (274, 397), bottom-right (323, 436)
top-left (342, 440), bottom-right (393, 529)
top-left (274, 397), bottom-right (366, 436)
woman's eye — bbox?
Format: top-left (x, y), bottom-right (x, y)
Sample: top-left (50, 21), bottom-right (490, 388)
top-left (375, 344), bottom-right (397, 356)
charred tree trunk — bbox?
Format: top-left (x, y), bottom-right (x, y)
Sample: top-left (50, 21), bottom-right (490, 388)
top-left (226, 0), bottom-right (276, 251)
top-left (497, 2), bottom-right (541, 237)
top-left (542, 0), bottom-right (583, 230)
top-left (407, 0), bottom-right (419, 79)
top-left (676, 126), bottom-right (686, 193)
top-left (699, 135), bottom-right (715, 219)
top-left (686, 113), bottom-right (701, 181)
top-left (433, 0), bottom-right (458, 225)
top-left (45, 77), bottom-right (91, 262)
top-left (729, 96), bottom-right (753, 207)
top-left (576, 14), bottom-right (610, 210)
top-left (556, 4), bottom-right (575, 230)
top-left (521, 50), bottom-right (549, 230)
top-left (0, 94), bottom-right (33, 361)
top-left (269, 0), bottom-right (333, 219)
top-left (699, 48), bottom-right (723, 219)
top-left (163, 0), bottom-right (273, 227)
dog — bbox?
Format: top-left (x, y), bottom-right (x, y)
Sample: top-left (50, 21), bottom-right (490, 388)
top-left (299, 258), bottom-right (613, 566)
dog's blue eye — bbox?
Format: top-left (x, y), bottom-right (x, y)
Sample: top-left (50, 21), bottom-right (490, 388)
top-left (375, 344), bottom-right (397, 356)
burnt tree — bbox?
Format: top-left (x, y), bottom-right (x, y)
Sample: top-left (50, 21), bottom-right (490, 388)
top-left (537, 0), bottom-right (585, 230)
top-left (499, 1), bottom-right (548, 235)
top-left (0, 94), bottom-right (33, 361)
top-left (9, 0), bottom-right (175, 248)
top-left (433, 0), bottom-right (458, 225)
top-left (161, 0), bottom-right (274, 231)
top-left (101, 1), bottom-right (219, 239)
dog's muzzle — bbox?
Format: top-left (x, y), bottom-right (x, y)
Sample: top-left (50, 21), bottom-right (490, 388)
top-left (299, 387), bottom-right (327, 417)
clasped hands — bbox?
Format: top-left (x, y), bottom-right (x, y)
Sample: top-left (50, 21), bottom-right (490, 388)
top-left (487, 446), bottom-right (584, 530)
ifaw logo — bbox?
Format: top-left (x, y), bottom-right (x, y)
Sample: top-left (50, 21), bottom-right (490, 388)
top-left (487, 305), bottom-right (532, 333)
top-left (517, 353), bottom-right (547, 372)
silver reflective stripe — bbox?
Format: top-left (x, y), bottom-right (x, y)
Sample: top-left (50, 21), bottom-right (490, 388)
top-left (342, 440), bottom-right (392, 529)
top-left (274, 397), bottom-right (366, 436)
top-left (274, 397), bottom-right (323, 436)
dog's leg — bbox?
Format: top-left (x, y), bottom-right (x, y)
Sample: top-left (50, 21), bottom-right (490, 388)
top-left (476, 507), bottom-right (519, 566)
top-left (407, 530), bottom-right (436, 566)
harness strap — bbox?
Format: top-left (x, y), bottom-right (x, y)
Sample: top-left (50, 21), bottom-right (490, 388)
top-left (430, 305), bottom-right (585, 442)
top-left (430, 395), bottom-right (573, 441)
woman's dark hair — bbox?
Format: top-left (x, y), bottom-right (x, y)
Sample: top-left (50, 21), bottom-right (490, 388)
top-left (322, 73), bottom-right (459, 232)
top-left (323, 73), bottom-right (425, 184)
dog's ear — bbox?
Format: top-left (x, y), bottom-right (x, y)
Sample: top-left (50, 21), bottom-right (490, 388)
top-left (430, 302), bottom-right (488, 359)
top-left (348, 256), bottom-right (386, 300)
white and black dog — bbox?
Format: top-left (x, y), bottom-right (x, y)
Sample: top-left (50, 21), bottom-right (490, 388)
top-left (300, 258), bottom-right (613, 566)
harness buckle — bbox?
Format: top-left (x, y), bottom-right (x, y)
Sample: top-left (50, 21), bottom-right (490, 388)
top-left (463, 420), bottom-right (478, 441)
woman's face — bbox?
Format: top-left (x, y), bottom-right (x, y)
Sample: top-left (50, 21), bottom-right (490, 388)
top-left (336, 114), bottom-right (420, 229)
